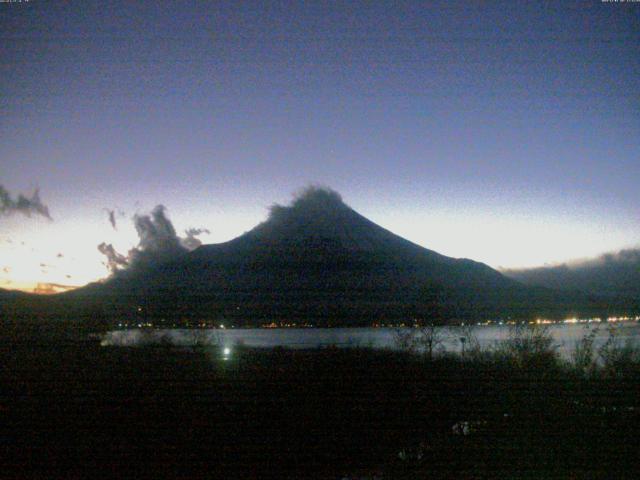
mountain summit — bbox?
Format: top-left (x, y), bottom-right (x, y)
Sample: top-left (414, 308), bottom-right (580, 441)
top-left (197, 186), bottom-right (448, 257)
top-left (250, 187), bottom-right (380, 249)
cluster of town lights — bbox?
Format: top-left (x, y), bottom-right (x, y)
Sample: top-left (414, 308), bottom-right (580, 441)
top-left (537, 316), bottom-right (640, 325)
top-left (116, 315), bottom-right (640, 330)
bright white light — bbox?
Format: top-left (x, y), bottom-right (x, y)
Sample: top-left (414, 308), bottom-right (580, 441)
top-left (223, 347), bottom-right (231, 355)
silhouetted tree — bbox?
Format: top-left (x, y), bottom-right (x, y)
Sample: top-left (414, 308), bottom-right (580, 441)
top-left (415, 322), bottom-right (446, 360)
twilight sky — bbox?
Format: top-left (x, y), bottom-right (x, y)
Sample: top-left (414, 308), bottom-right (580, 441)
top-left (1, 0), bottom-right (639, 293)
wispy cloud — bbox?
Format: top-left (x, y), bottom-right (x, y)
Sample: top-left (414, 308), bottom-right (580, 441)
top-left (98, 242), bottom-right (129, 274)
top-left (107, 209), bottom-right (117, 229)
top-left (104, 208), bottom-right (125, 230)
top-left (98, 205), bottom-right (209, 276)
top-left (33, 283), bottom-right (77, 294)
top-left (181, 227), bottom-right (211, 250)
top-left (0, 185), bottom-right (52, 220)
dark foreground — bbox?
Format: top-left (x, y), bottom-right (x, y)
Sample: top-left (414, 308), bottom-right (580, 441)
top-left (1, 337), bottom-right (639, 479)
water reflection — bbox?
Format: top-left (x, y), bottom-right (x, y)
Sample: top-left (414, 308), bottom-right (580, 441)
top-left (101, 322), bottom-right (640, 359)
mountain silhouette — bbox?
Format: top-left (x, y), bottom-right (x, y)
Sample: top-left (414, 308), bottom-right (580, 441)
top-left (3, 188), bottom-right (636, 327)
top-left (47, 187), bottom-right (630, 327)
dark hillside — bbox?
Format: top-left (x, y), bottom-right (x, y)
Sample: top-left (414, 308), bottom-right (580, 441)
top-left (55, 189), bottom-right (632, 325)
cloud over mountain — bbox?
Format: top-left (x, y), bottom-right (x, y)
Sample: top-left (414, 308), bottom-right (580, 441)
top-left (268, 186), bottom-right (344, 223)
top-left (97, 205), bottom-right (209, 276)
top-left (181, 227), bottom-right (211, 250)
top-left (98, 242), bottom-right (129, 274)
top-left (503, 247), bottom-right (640, 297)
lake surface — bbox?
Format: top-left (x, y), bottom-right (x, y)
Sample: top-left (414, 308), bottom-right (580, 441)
top-left (102, 322), bottom-right (640, 359)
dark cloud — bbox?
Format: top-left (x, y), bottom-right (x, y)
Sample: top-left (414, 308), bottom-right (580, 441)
top-left (98, 242), bottom-right (129, 274)
top-left (503, 247), bottom-right (640, 297)
top-left (0, 185), bottom-right (52, 220)
top-left (107, 209), bottom-right (117, 229)
top-left (133, 205), bottom-right (183, 254)
top-left (98, 205), bottom-right (208, 277)
top-left (57, 253), bottom-right (64, 258)
top-left (181, 227), bottom-right (211, 250)
top-left (596, 249), bottom-right (640, 266)
top-left (104, 208), bottom-right (124, 230)
top-left (268, 186), bottom-right (344, 223)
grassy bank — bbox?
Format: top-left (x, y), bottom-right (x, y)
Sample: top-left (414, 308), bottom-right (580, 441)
top-left (1, 328), bottom-right (639, 479)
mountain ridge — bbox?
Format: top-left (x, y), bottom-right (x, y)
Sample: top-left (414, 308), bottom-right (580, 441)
top-left (57, 188), bottom-right (632, 326)
top-left (3, 188), bottom-right (637, 327)
top-left (503, 248), bottom-right (640, 297)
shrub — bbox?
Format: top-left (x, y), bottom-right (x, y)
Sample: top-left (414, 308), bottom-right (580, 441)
top-left (414, 323), bottom-right (447, 360)
top-left (493, 323), bottom-right (559, 370)
top-left (392, 323), bottom-right (447, 360)
top-left (449, 324), bottom-right (482, 359)
top-left (185, 327), bottom-right (221, 352)
top-left (571, 326), bottom-right (599, 376)
top-left (392, 327), bottom-right (418, 353)
top-left (597, 325), bottom-right (640, 378)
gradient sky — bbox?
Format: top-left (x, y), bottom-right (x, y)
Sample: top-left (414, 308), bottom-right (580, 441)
top-left (1, 0), bottom-right (639, 292)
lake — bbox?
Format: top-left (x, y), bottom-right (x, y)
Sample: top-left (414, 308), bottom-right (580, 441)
top-left (102, 322), bottom-right (640, 359)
